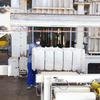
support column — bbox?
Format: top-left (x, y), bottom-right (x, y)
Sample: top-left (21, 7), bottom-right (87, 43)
top-left (44, 76), bottom-right (51, 100)
top-left (11, 27), bottom-right (27, 57)
top-left (76, 1), bottom-right (84, 49)
top-left (19, 27), bottom-right (27, 56)
top-left (11, 0), bottom-right (20, 8)
top-left (11, 31), bottom-right (20, 57)
top-left (76, 27), bottom-right (84, 49)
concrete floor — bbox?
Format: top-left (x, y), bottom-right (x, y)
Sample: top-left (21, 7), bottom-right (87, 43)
top-left (0, 76), bottom-right (40, 100)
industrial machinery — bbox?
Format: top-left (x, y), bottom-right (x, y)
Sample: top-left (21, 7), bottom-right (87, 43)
top-left (0, 40), bottom-right (8, 47)
top-left (31, 47), bottom-right (100, 100)
top-left (91, 79), bottom-right (100, 96)
top-left (0, 35), bottom-right (9, 47)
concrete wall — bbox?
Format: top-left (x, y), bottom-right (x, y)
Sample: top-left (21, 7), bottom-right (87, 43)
top-left (85, 55), bottom-right (100, 73)
top-left (0, 8), bottom-right (10, 30)
top-left (11, 26), bottom-right (27, 57)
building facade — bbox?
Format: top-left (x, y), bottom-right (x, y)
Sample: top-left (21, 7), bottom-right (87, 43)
top-left (0, 0), bottom-right (100, 73)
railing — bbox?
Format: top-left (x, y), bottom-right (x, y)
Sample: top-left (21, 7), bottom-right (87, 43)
top-left (73, 0), bottom-right (92, 3)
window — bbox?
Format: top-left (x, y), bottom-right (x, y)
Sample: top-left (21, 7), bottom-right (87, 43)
top-left (27, 0), bottom-right (32, 10)
top-left (88, 28), bottom-right (100, 54)
top-left (0, 0), bottom-right (11, 7)
top-left (96, 3), bottom-right (98, 13)
top-left (29, 27), bottom-right (76, 48)
top-left (84, 5), bottom-right (90, 15)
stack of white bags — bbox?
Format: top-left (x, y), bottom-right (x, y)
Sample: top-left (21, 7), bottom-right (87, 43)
top-left (32, 47), bottom-right (85, 72)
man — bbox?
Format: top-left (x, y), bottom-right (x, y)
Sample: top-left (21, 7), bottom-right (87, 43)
top-left (27, 41), bottom-right (40, 89)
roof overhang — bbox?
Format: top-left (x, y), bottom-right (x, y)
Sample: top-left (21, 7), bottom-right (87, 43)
top-left (11, 14), bottom-right (100, 27)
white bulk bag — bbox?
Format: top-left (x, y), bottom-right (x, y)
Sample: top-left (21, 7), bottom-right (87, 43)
top-left (72, 48), bottom-right (82, 71)
top-left (54, 48), bottom-right (63, 70)
top-left (63, 48), bottom-right (73, 71)
top-left (45, 47), bottom-right (54, 70)
top-left (81, 49), bottom-right (85, 72)
top-left (32, 47), bottom-right (44, 70)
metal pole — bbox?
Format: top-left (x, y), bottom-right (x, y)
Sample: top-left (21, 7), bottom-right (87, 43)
top-left (32, 27), bottom-right (34, 43)
top-left (70, 27), bottom-right (72, 47)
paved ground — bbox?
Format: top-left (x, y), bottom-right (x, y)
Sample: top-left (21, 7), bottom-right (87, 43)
top-left (0, 76), bottom-right (40, 100)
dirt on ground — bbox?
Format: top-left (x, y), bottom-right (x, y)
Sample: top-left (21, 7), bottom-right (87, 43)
top-left (0, 76), bottom-right (40, 100)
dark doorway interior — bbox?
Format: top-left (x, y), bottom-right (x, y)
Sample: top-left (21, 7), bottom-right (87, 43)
top-left (88, 63), bottom-right (100, 74)
top-left (27, 0), bottom-right (32, 10)
top-left (0, 0), bottom-right (11, 6)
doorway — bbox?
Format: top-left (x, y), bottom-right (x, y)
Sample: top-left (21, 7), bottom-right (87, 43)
top-left (0, 34), bottom-right (11, 65)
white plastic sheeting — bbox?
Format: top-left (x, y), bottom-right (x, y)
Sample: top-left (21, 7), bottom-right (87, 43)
top-left (32, 47), bottom-right (85, 72)
top-left (8, 57), bottom-right (19, 76)
top-left (19, 57), bottom-right (27, 71)
top-left (54, 48), bottom-right (63, 70)
top-left (55, 92), bottom-right (96, 100)
top-left (32, 47), bottom-right (44, 70)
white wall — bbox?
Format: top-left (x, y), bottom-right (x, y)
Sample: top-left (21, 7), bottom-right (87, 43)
top-left (0, 9), bottom-right (10, 30)
top-left (11, 31), bottom-right (20, 57)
